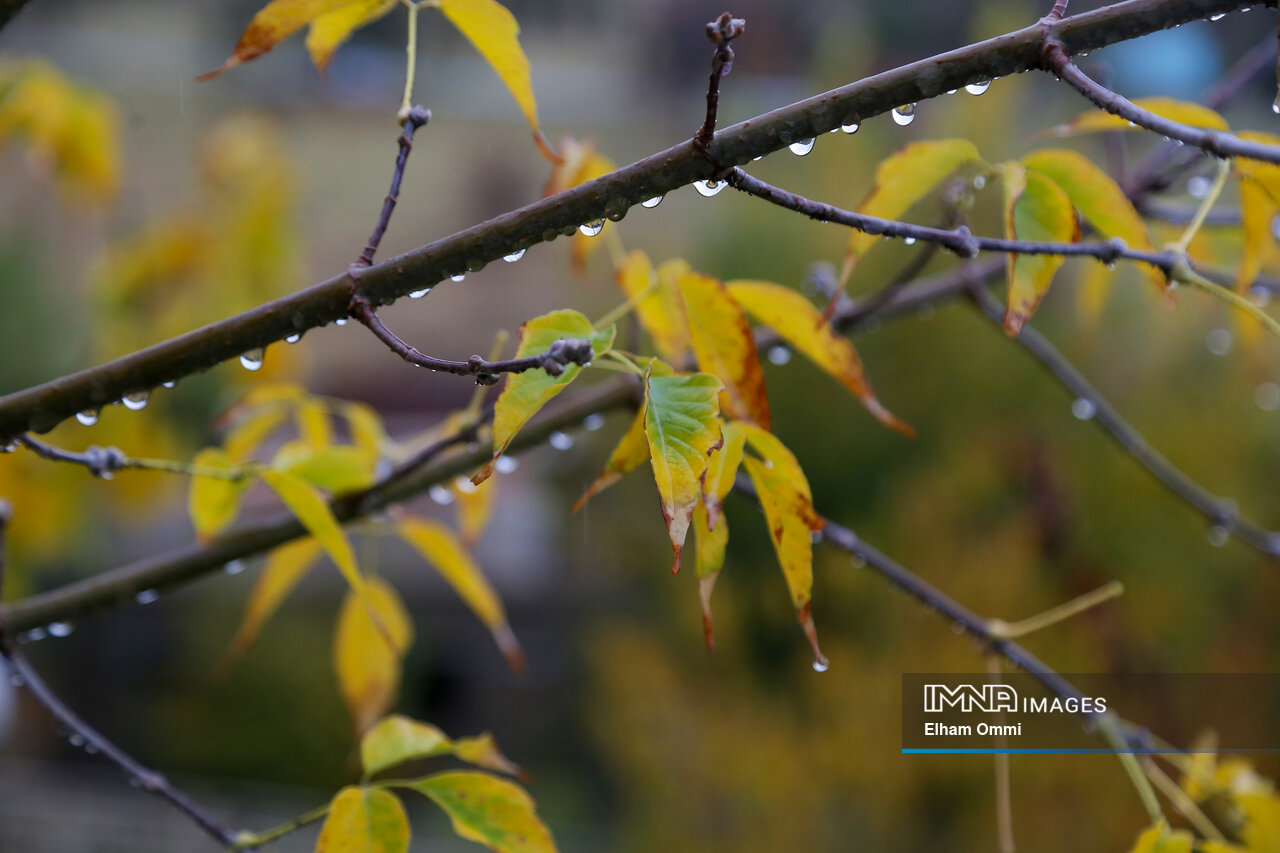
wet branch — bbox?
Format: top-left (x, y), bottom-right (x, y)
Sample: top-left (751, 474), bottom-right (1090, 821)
top-left (693, 13), bottom-right (746, 153)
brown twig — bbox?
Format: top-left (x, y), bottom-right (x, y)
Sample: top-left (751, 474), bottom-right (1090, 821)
top-left (1048, 0), bottom-right (1070, 19)
top-left (693, 13), bottom-right (747, 154)
top-left (354, 106), bottom-right (430, 271)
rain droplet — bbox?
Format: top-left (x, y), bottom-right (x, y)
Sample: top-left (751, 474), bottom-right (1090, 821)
top-left (1187, 175), bottom-right (1212, 199)
top-left (26, 627), bottom-right (46, 642)
top-left (964, 78), bottom-right (991, 96)
top-left (1254, 382), bottom-right (1280, 411)
top-left (503, 249), bottom-right (526, 263)
top-left (453, 475), bottom-right (478, 494)
top-left (767, 345), bottom-right (792, 366)
top-left (240, 348), bottom-right (265, 371)
top-left (162, 380), bottom-right (176, 389)
top-left (429, 484), bottom-right (454, 505)
top-left (891, 104), bottom-right (916, 126)
top-left (135, 589), bottom-right (159, 605)
top-left (76, 409), bottom-right (100, 426)
top-left (223, 560), bottom-right (246, 576)
top-left (973, 175), bottom-right (987, 190)
top-left (641, 195), bottom-right (664, 209)
top-left (1273, 96), bottom-right (1280, 115)
top-left (1071, 398), bottom-right (1096, 421)
top-left (335, 318), bottom-right (348, 326)
top-left (578, 220), bottom-right (605, 237)
top-left (789, 137), bottom-right (815, 156)
top-left (812, 659), bottom-right (830, 673)
top-left (122, 391), bottom-right (150, 411)
top-left (495, 456), bottom-right (519, 474)
top-left (751, 155), bottom-right (763, 162)
top-left (285, 333), bottom-right (301, 344)
top-left (850, 554), bottom-right (866, 569)
top-left (946, 89), bottom-right (958, 96)
top-left (68, 734), bottom-right (85, 748)
top-left (1210, 12), bottom-right (1226, 20)
top-left (1205, 327), bottom-right (1233, 356)
top-left (549, 431), bottom-right (575, 451)
top-left (694, 179), bottom-right (726, 197)
top-left (451, 273), bottom-right (467, 282)
top-left (903, 236), bottom-right (917, 246)
top-left (47, 622), bottom-right (72, 638)
top-left (583, 413), bottom-right (606, 431)
top-left (409, 288), bottom-right (430, 299)
top-left (841, 121), bottom-right (860, 134)
top-left (1207, 525), bottom-right (1230, 547)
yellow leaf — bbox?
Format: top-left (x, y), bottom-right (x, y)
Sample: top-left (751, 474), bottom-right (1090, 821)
top-left (692, 500), bottom-right (729, 652)
top-left (676, 271), bottom-right (771, 428)
top-left (727, 280), bottom-right (913, 435)
top-left (223, 405), bottom-right (290, 463)
top-left (742, 456), bottom-right (827, 668)
top-left (452, 473), bottom-right (496, 547)
top-left (542, 138), bottom-right (617, 272)
top-left (1075, 252), bottom-right (1115, 327)
top-left (335, 577), bottom-right (414, 733)
top-left (223, 537), bottom-right (323, 664)
top-left (737, 423), bottom-right (810, 501)
top-left (433, 0), bottom-right (543, 149)
top-left (316, 786), bottom-right (410, 853)
top-left (296, 398), bottom-right (333, 449)
top-left (188, 448), bottom-right (252, 542)
top-left (571, 408), bottom-right (650, 513)
top-left (1123, 820), bottom-right (1193, 853)
top-left (258, 468), bottom-right (366, 597)
top-left (847, 139), bottom-right (981, 259)
top-left (477, 310), bottom-right (615, 484)
top-left (1238, 792), bottom-right (1280, 852)
top-left (272, 442), bottom-right (377, 493)
top-left (702, 420), bottom-right (745, 529)
top-left (342, 401), bottom-right (388, 461)
top-left (396, 516), bottom-right (523, 674)
top-left (453, 733), bottom-right (525, 779)
top-left (306, 0), bottom-right (399, 72)
top-left (644, 368), bottom-right (724, 574)
top-left (1053, 96), bottom-right (1228, 137)
top-left (199, 0), bottom-right (359, 81)
top-left (615, 251), bottom-right (692, 364)
top-left (1001, 163), bottom-right (1079, 335)
top-left (362, 715), bottom-right (454, 778)
top-left (405, 771), bottom-right (558, 853)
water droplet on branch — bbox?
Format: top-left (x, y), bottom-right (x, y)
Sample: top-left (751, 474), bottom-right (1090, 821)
top-left (429, 485), bottom-right (454, 505)
top-left (1071, 398), bottom-right (1096, 421)
top-left (583, 413), bottom-right (606, 431)
top-left (767, 346), bottom-right (791, 366)
top-left (285, 333), bottom-right (301, 344)
top-left (409, 288), bottom-right (430, 299)
top-left (903, 236), bottom-right (917, 246)
top-left (549, 431), bottom-right (575, 451)
top-left (495, 456), bottom-right (519, 474)
top-left (223, 560), bottom-right (246, 575)
top-left (451, 273), bottom-right (467, 282)
top-left (891, 104), bottom-right (916, 126)
top-left (788, 138), bottom-right (815, 156)
top-left (135, 589), bottom-right (160, 605)
top-left (964, 78), bottom-right (991, 95)
top-left (503, 249), bottom-right (526, 263)
top-left (1207, 525), bottom-right (1230, 547)
top-left (47, 622), bottom-right (72, 638)
top-left (694, 179), bottom-right (726, 197)
top-left (240, 348), bottom-right (265, 371)
top-left (841, 121), bottom-right (860, 134)
top-left (641, 195), bottom-right (664, 209)
top-left (812, 659), bottom-right (830, 673)
top-left (578, 220), bottom-right (605, 237)
top-left (76, 410), bottom-right (100, 426)
top-left (122, 391), bottom-right (150, 411)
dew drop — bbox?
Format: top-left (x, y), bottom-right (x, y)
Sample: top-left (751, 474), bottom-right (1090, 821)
top-left (68, 734), bottom-right (85, 748)
top-left (429, 484), bottom-right (454, 505)
top-left (767, 345), bottom-right (792, 366)
top-left (26, 627), bottom-right (46, 642)
top-left (1, 442), bottom-right (15, 453)
top-left (751, 155), bottom-right (763, 162)
top-left (1071, 398), bottom-right (1096, 421)
top-left (162, 380), bottom-right (176, 389)
top-left (578, 220), bottom-right (605, 237)
top-left (223, 560), bottom-right (246, 576)
top-left (84, 744), bottom-right (98, 755)
top-left (964, 78), bottom-right (991, 96)
top-left (47, 622), bottom-right (72, 638)
top-left (841, 121), bottom-right (860, 134)
top-left (694, 179), bottom-right (726, 197)
top-left (135, 589), bottom-right (159, 605)
top-left (76, 409), bottom-right (100, 426)
top-left (1273, 96), bottom-right (1280, 115)
top-left (641, 195), bottom-right (664, 209)
top-left (1207, 525), bottom-right (1230, 547)
top-left (495, 455), bottom-right (519, 474)
top-left (285, 333), bottom-right (301, 344)
top-left (850, 554), bottom-right (866, 569)
top-left (451, 272), bottom-right (467, 282)
top-left (1187, 175), bottom-right (1212, 199)
top-left (335, 318), bottom-right (348, 326)
top-left (891, 103), bottom-right (916, 126)
top-left (503, 249), bottom-right (526, 263)
top-left (240, 348), bottom-right (265, 371)
top-left (583, 413), bottom-right (606, 431)
top-left (973, 175), bottom-right (987, 190)
top-left (812, 659), bottom-right (830, 673)
top-left (1210, 12), bottom-right (1226, 20)
top-left (946, 89), bottom-right (958, 95)
top-left (1205, 327), bottom-right (1233, 356)
top-left (410, 288), bottom-right (431, 299)
top-left (1254, 382), bottom-right (1280, 411)
top-left (122, 391), bottom-right (150, 411)
top-left (903, 236), bottom-right (917, 246)
top-left (788, 137), bottom-right (815, 156)
top-left (549, 431), bottom-right (575, 451)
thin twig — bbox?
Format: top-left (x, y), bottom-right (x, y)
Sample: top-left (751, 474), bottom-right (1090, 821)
top-left (354, 106), bottom-right (430, 271)
top-left (14, 434), bottom-right (244, 481)
top-left (693, 13), bottom-right (746, 153)
top-left (1047, 1), bottom-right (1070, 20)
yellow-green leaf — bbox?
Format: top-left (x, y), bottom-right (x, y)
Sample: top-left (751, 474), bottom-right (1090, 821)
top-left (644, 368), bottom-right (724, 574)
top-left (362, 715), bottom-right (455, 777)
top-left (453, 733), bottom-right (524, 779)
top-left (1124, 820), bottom-right (1193, 853)
top-left (476, 310), bottom-right (614, 484)
top-left (847, 139), bottom-right (981, 259)
top-left (258, 468), bottom-right (365, 596)
top-left (306, 0), bottom-right (399, 72)
top-left (335, 577), bottom-right (414, 733)
top-left (405, 771), bottom-right (557, 853)
top-left (199, 0), bottom-right (357, 81)
top-left (727, 280), bottom-right (913, 435)
top-left (571, 408), bottom-right (649, 513)
top-left (316, 785), bottom-right (410, 853)
top-left (453, 473), bottom-right (497, 547)
top-left (692, 500), bottom-right (729, 652)
top-left (1236, 132), bottom-right (1280, 300)
top-left (676, 271), bottom-right (771, 428)
top-left (223, 537), bottom-right (323, 664)
top-left (188, 447), bottom-right (252, 542)
top-left (272, 442), bottom-right (377, 494)
top-left (702, 420), bottom-right (745, 529)
top-left (341, 401), bottom-right (388, 461)
top-left (396, 516), bottom-right (523, 674)
top-left (223, 405), bottom-right (290, 463)
top-left (615, 251), bottom-right (692, 364)
top-left (296, 398), bottom-right (333, 449)
top-left (737, 423), bottom-right (810, 501)
top-left (1001, 163), bottom-right (1079, 335)
top-left (1053, 96), bottom-right (1228, 137)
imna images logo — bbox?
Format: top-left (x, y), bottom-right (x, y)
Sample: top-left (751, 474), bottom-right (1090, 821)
top-left (923, 683), bottom-right (1018, 713)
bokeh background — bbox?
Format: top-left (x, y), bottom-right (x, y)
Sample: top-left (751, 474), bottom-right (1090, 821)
top-left (1, 0), bottom-right (1279, 850)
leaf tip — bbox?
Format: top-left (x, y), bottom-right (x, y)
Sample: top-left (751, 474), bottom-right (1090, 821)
top-left (671, 543), bottom-right (683, 575)
top-left (495, 625), bottom-right (527, 677)
top-left (798, 602), bottom-right (828, 672)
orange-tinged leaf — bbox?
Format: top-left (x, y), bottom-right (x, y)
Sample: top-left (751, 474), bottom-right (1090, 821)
top-left (572, 408), bottom-right (649, 513)
top-left (188, 448), bottom-right (252, 542)
top-left (1022, 148), bottom-right (1162, 291)
top-left (1001, 163), bottom-right (1079, 335)
top-left (396, 516), bottom-right (523, 674)
top-left (476, 310), bottom-right (614, 484)
top-left (433, 0), bottom-right (542, 144)
top-left (258, 468), bottom-right (366, 597)
top-left (404, 771), bottom-right (558, 853)
top-left (272, 442), bottom-right (377, 493)
top-left (742, 456), bottom-right (827, 668)
top-left (692, 500), bottom-right (729, 651)
top-left (335, 577), bottom-right (414, 733)
top-left (542, 139), bottom-right (617, 272)
top-left (316, 785), bottom-right (410, 853)
top-left (198, 0), bottom-right (357, 81)
top-left (306, 0), bottom-right (399, 72)
top-left (644, 368), bottom-right (724, 574)
top-left (676, 271), bottom-right (771, 428)
top-left (615, 251), bottom-right (691, 363)
top-left (847, 139), bottom-right (981, 259)
top-left (727, 280), bottom-right (912, 435)
top-left (702, 420), bottom-right (745, 529)
top-left (452, 473), bottom-right (496, 547)
top-left (1053, 97), bottom-right (1228, 137)
top-left (362, 715), bottom-right (455, 777)
top-left (453, 733), bottom-right (525, 779)
top-left (223, 537), bottom-right (323, 664)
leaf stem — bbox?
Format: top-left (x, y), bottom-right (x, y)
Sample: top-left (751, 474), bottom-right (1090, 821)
top-left (399, 0), bottom-right (421, 118)
top-left (1096, 714), bottom-right (1165, 825)
top-left (986, 580), bottom-right (1124, 639)
top-left (231, 802), bottom-right (331, 850)
top-left (594, 275), bottom-right (661, 332)
top-left (601, 350), bottom-right (646, 376)
top-left (1177, 263), bottom-right (1280, 342)
top-left (1173, 156), bottom-right (1230, 254)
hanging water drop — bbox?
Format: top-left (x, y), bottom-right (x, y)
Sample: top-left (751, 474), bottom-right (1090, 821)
top-left (549, 431), bottom-right (575, 451)
top-left (811, 659), bottom-right (830, 673)
top-left (579, 220), bottom-right (605, 237)
top-left (1071, 398), bottom-right (1096, 421)
top-left (1205, 328), bottom-right (1233, 356)
top-left (946, 89), bottom-right (958, 95)
top-left (1187, 175), bottom-right (1212, 199)
top-left (1273, 96), bottom-right (1280, 115)
top-left (162, 380), bottom-right (176, 389)
top-left (641, 195), bottom-right (664, 209)
top-left (68, 733), bottom-right (85, 748)
top-left (26, 627), bottom-right (46, 642)
top-left (76, 409), bottom-right (100, 426)
top-left (583, 413), bottom-right (606, 431)
top-left (223, 560), bottom-right (246, 576)
top-left (409, 288), bottom-right (430, 299)
top-left (503, 248), bottom-right (526, 263)
top-left (240, 348), bottom-right (265, 371)
top-left (1207, 525), bottom-right (1230, 547)
top-left (973, 175), bottom-right (986, 190)
top-left (1255, 382), bottom-right (1280, 411)
top-left (694, 179), bottom-right (726, 197)
top-left (1210, 12), bottom-right (1226, 20)
top-left (891, 104), bottom-right (916, 126)
top-left (903, 236), bottom-right (917, 246)
top-left (767, 345), bottom-right (791, 366)
top-left (850, 554), bottom-right (866, 568)
top-left (495, 455), bottom-right (519, 474)
top-left (429, 484), bottom-right (454, 505)
top-left (47, 622), bottom-right (72, 638)
top-left (285, 333), bottom-right (301, 344)
top-left (335, 318), bottom-right (348, 326)
top-left (135, 589), bottom-right (159, 605)
top-left (122, 391), bottom-right (150, 411)
top-left (1, 442), bottom-right (15, 453)
top-left (841, 121), bottom-right (859, 134)
top-left (789, 137), bottom-right (815, 156)
top-left (964, 78), bottom-right (991, 95)
top-left (451, 272), bottom-right (467, 282)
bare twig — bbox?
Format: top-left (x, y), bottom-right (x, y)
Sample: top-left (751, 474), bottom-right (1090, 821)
top-left (693, 13), bottom-right (747, 153)
top-left (14, 434), bottom-right (245, 481)
top-left (1048, 1), bottom-right (1070, 20)
top-left (354, 106), bottom-right (430, 271)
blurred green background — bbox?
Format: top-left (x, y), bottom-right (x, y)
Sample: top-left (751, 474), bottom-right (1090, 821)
top-left (1, 0), bottom-right (1279, 850)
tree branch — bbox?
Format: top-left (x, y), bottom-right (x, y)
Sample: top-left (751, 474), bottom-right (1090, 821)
top-left (0, 0), bottom-right (34, 32)
top-left (0, 0), bottom-right (1267, 439)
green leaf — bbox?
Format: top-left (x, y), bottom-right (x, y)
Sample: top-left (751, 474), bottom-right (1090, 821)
top-left (258, 468), bottom-right (366, 597)
top-left (362, 715), bottom-right (525, 780)
top-left (188, 447), bottom-right (252, 542)
top-left (403, 771), bottom-right (557, 853)
top-left (1000, 163), bottom-right (1079, 335)
top-left (315, 785), bottom-right (410, 853)
top-left (272, 442), bottom-right (377, 494)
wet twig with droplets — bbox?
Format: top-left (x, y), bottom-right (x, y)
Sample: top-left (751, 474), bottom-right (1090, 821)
top-left (0, 507), bottom-right (246, 849)
top-left (12, 434), bottom-right (246, 481)
top-left (693, 13), bottom-right (746, 155)
top-left (353, 105), bottom-right (430, 271)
